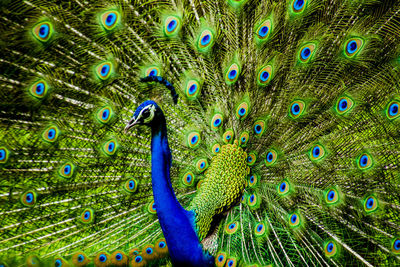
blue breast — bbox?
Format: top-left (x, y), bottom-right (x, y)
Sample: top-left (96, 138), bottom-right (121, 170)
top-left (150, 125), bottom-right (213, 266)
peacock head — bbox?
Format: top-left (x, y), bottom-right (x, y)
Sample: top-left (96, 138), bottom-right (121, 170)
top-left (124, 100), bottom-right (161, 132)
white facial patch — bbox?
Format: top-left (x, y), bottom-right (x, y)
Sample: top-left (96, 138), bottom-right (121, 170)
top-left (141, 104), bottom-right (156, 123)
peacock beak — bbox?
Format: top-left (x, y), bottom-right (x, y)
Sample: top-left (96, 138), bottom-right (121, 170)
top-left (124, 117), bottom-right (139, 133)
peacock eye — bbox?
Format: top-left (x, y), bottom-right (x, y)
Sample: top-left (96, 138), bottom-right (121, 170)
top-left (255, 19), bottom-right (272, 41)
top-left (254, 222), bottom-right (266, 236)
top-left (197, 29), bottom-right (214, 52)
top-left (80, 208), bottom-right (95, 224)
top-left (344, 37), bottom-right (364, 58)
top-left (95, 61), bottom-right (113, 80)
top-left (298, 43), bottom-right (316, 63)
top-left (357, 152), bottom-right (373, 170)
top-left (292, 0), bottom-right (307, 13)
top-left (392, 238), bottom-right (400, 254)
top-left (363, 195), bottom-right (378, 213)
top-left (325, 188), bottom-right (340, 205)
top-left (164, 15), bottom-right (181, 37)
top-left (247, 193), bottom-right (259, 208)
top-left (32, 21), bottom-right (54, 42)
top-left (324, 240), bottom-right (338, 257)
top-left (142, 109), bottom-right (150, 118)
top-left (100, 10), bottom-right (120, 31)
top-left (289, 212), bottom-right (301, 227)
top-left (21, 190), bottom-right (37, 207)
top-left (225, 221), bottom-right (239, 234)
top-left (278, 180), bottom-right (290, 196)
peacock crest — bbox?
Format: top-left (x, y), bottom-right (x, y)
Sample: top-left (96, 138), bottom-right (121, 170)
top-left (1, 0), bottom-right (400, 266)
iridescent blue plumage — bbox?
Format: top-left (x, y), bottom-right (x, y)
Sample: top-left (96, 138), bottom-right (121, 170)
top-left (126, 100), bottom-right (213, 266)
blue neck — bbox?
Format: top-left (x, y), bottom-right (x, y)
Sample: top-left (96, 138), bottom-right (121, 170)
top-left (150, 117), bottom-right (213, 267)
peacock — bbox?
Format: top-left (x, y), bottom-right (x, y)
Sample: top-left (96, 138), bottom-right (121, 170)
top-left (1, 0), bottom-right (400, 266)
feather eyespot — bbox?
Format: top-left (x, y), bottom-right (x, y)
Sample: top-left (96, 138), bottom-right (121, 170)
top-left (78, 255), bottom-right (84, 262)
top-left (196, 158), bottom-right (208, 172)
top-left (247, 152), bottom-right (257, 166)
top-left (226, 63), bottom-right (241, 84)
top-left (215, 252), bottom-right (227, 267)
top-left (248, 174), bottom-right (258, 187)
top-left (182, 171), bottom-right (195, 186)
top-left (254, 222), bottom-right (266, 236)
top-left (325, 188), bottom-right (339, 205)
top-left (80, 208), bottom-right (94, 224)
top-left (101, 10), bottom-right (120, 31)
top-left (124, 178), bottom-right (138, 193)
top-left (255, 19), bottom-right (272, 41)
top-left (212, 143), bottom-right (221, 154)
top-left (111, 251), bottom-right (126, 263)
top-left (257, 65), bottom-right (273, 85)
top-left (29, 80), bottom-right (49, 99)
top-left (26, 255), bottom-right (41, 266)
top-left (363, 196), bottom-right (378, 213)
top-left (226, 258), bottom-right (237, 267)
top-left (309, 144), bottom-right (325, 161)
top-left (145, 247), bottom-right (153, 255)
top-left (357, 153), bottom-right (373, 170)
top-left (197, 29), bottom-right (214, 51)
top-left (155, 238), bottom-right (168, 254)
top-left (225, 221), bottom-right (239, 234)
top-left (0, 147), bottom-right (10, 164)
top-left (164, 16), bottom-right (181, 37)
top-left (253, 120), bottom-right (266, 137)
top-left (249, 175), bottom-right (255, 184)
top-left (392, 238), bottom-right (400, 254)
top-left (72, 252), bottom-right (89, 266)
top-left (97, 106), bottom-right (113, 124)
top-left (299, 43), bottom-right (316, 63)
top-left (148, 201), bottom-right (157, 214)
top-left (142, 244), bottom-right (157, 260)
top-left (96, 61), bottom-right (113, 80)
top-left (289, 100), bottom-right (305, 118)
top-left (32, 21), bottom-right (54, 42)
top-left (344, 37), bottom-right (364, 58)
top-left (324, 240), bottom-right (337, 257)
top-left (129, 248), bottom-right (140, 257)
top-left (21, 190), bottom-right (37, 207)
top-left (239, 132), bottom-right (249, 147)
top-left (144, 66), bottom-right (161, 78)
top-left (223, 129), bottom-right (234, 144)
top-left (102, 139), bottom-right (118, 156)
top-left (42, 125), bottom-right (60, 143)
top-left (94, 252), bottom-right (109, 265)
top-left (133, 255), bottom-right (143, 264)
top-left (186, 131), bottom-right (201, 149)
top-left (336, 96), bottom-right (354, 115)
top-left (277, 180), bottom-right (290, 196)
top-left (248, 193), bottom-right (259, 208)
top-left (58, 162), bottom-right (75, 179)
top-left (236, 101), bottom-right (250, 120)
top-left (386, 100), bottom-right (400, 120)
top-left (158, 241), bottom-right (166, 248)
top-left (292, 0), bottom-right (307, 13)
top-left (54, 258), bottom-right (67, 267)
top-left (289, 212), bottom-right (301, 227)
top-left (185, 79), bottom-right (201, 100)
top-left (265, 149), bottom-right (277, 166)
top-left (211, 114), bottom-right (223, 130)
top-left (241, 193), bottom-right (247, 204)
